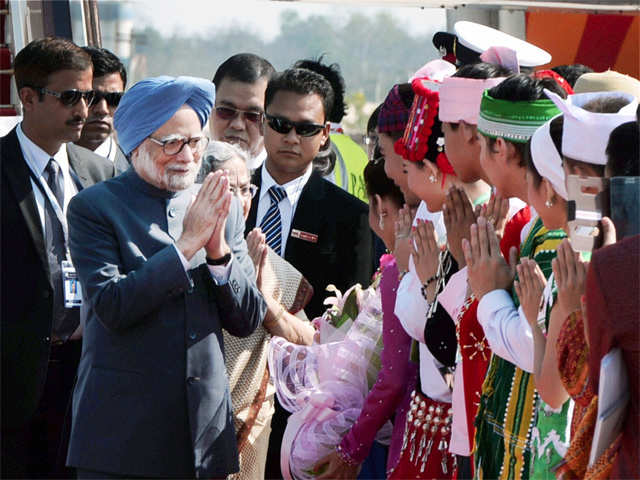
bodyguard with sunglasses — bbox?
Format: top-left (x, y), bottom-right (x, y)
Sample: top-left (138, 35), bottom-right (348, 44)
top-left (1, 37), bottom-right (114, 478)
top-left (246, 68), bottom-right (374, 479)
top-left (210, 53), bottom-right (275, 170)
top-left (75, 47), bottom-right (128, 174)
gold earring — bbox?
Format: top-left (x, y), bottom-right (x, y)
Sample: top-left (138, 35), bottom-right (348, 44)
top-left (545, 199), bottom-right (553, 208)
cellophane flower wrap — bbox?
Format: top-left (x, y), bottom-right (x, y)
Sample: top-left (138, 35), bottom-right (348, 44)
top-left (268, 281), bottom-right (392, 479)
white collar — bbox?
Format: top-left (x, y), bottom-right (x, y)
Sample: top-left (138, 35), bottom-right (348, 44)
top-left (17, 123), bottom-right (70, 177)
top-left (260, 162), bottom-right (313, 207)
top-left (94, 136), bottom-right (115, 161)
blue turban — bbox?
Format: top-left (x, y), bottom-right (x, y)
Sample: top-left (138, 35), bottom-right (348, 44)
top-left (114, 76), bottom-right (215, 156)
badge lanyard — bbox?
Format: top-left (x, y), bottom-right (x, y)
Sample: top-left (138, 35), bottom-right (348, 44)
top-left (27, 165), bottom-right (72, 261)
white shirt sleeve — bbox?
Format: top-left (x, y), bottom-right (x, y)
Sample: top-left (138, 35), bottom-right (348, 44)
top-left (394, 269), bottom-right (428, 343)
top-left (172, 244), bottom-right (232, 285)
top-left (477, 289), bottom-right (534, 373)
top-left (438, 266), bottom-right (469, 322)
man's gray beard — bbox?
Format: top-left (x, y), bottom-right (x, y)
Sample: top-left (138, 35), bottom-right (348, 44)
top-left (165, 169), bottom-right (197, 191)
top-left (133, 144), bottom-right (199, 192)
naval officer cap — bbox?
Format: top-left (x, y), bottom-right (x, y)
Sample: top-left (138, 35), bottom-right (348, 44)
top-left (114, 75), bottom-right (216, 156)
top-left (432, 31), bottom-right (480, 66)
top-left (454, 21), bottom-right (551, 69)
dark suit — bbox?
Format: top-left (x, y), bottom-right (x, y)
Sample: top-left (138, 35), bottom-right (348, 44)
top-left (247, 167), bottom-right (374, 479)
top-left (246, 168), bottom-right (374, 319)
top-left (65, 168), bottom-right (265, 478)
top-left (113, 143), bottom-right (130, 175)
top-left (1, 127), bottom-right (114, 477)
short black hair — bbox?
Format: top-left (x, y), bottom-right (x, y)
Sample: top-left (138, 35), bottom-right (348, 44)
top-left (265, 68), bottom-right (335, 122)
top-left (364, 159), bottom-right (404, 208)
top-left (452, 62), bottom-right (511, 80)
top-left (551, 64), bottom-right (594, 88)
top-left (294, 56), bottom-right (346, 123)
top-left (486, 74), bottom-right (566, 166)
top-left (82, 46), bottom-right (127, 88)
top-left (14, 37), bottom-right (92, 91)
top-left (606, 121), bottom-right (639, 177)
top-left (212, 53), bottom-right (275, 89)
top-left (582, 96), bottom-right (631, 115)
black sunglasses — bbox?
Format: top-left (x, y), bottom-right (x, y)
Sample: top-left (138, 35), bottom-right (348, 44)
top-left (27, 85), bottom-right (95, 107)
top-left (93, 90), bottom-right (123, 108)
top-left (265, 114), bottom-right (325, 138)
top-left (214, 106), bottom-right (262, 124)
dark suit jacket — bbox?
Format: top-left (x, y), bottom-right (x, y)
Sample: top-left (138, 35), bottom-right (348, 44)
top-left (1, 127), bottom-right (114, 431)
top-left (65, 169), bottom-right (265, 478)
top-left (246, 167), bottom-right (374, 319)
top-left (113, 143), bottom-right (130, 175)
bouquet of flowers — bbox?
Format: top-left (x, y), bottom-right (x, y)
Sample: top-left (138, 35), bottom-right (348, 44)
top-left (268, 282), bottom-right (391, 479)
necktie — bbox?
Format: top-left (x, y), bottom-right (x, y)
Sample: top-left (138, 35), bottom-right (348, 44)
top-left (44, 158), bottom-right (78, 340)
top-left (259, 185), bottom-right (287, 256)
top-left (46, 158), bottom-right (64, 209)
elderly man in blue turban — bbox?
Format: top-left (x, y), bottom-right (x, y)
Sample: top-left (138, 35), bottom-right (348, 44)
top-left (65, 76), bottom-right (266, 479)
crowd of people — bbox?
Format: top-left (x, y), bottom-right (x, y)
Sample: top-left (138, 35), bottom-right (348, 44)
top-left (1, 20), bottom-right (638, 480)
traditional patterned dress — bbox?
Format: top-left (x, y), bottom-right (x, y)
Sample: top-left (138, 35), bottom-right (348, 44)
top-left (453, 206), bottom-right (531, 471)
top-left (474, 217), bottom-right (565, 480)
top-left (337, 255), bottom-right (418, 472)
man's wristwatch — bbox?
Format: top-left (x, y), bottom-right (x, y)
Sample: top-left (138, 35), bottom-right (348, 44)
top-left (206, 252), bottom-right (231, 266)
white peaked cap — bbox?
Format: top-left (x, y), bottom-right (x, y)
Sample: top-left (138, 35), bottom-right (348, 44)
top-left (544, 89), bottom-right (638, 165)
top-left (455, 21), bottom-right (551, 68)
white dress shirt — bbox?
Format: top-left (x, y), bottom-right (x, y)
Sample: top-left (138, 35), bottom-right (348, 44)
top-left (439, 197), bottom-right (527, 455)
top-left (255, 163), bottom-right (313, 256)
top-left (476, 211), bottom-right (539, 374)
top-left (394, 201), bottom-right (451, 403)
top-left (94, 136), bottom-right (117, 163)
top-left (17, 124), bottom-right (77, 234)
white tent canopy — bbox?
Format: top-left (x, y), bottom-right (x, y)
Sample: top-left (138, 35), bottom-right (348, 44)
top-left (285, 0), bottom-right (639, 13)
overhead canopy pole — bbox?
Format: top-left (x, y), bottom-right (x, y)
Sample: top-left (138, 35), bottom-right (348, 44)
top-left (83, 0), bottom-right (102, 47)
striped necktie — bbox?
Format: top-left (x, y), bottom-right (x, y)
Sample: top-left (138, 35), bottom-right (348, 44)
top-left (260, 185), bottom-right (287, 256)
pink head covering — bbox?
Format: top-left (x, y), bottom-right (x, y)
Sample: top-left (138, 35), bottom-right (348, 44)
top-left (439, 76), bottom-right (505, 125)
top-left (439, 45), bottom-right (519, 125)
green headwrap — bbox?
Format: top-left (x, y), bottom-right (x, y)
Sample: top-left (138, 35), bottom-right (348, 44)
top-left (477, 90), bottom-right (560, 143)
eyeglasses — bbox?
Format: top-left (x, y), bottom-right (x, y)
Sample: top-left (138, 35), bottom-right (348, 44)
top-left (214, 106), bottom-right (263, 124)
top-left (148, 135), bottom-right (210, 156)
top-left (27, 85), bottom-right (96, 107)
top-left (230, 183), bottom-right (258, 199)
top-left (93, 90), bottom-right (123, 108)
top-left (265, 114), bottom-right (326, 138)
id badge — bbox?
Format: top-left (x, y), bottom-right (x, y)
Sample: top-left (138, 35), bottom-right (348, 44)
top-left (62, 260), bottom-right (82, 308)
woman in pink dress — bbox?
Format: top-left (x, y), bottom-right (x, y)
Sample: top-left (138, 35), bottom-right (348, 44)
top-left (314, 146), bottom-right (418, 479)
